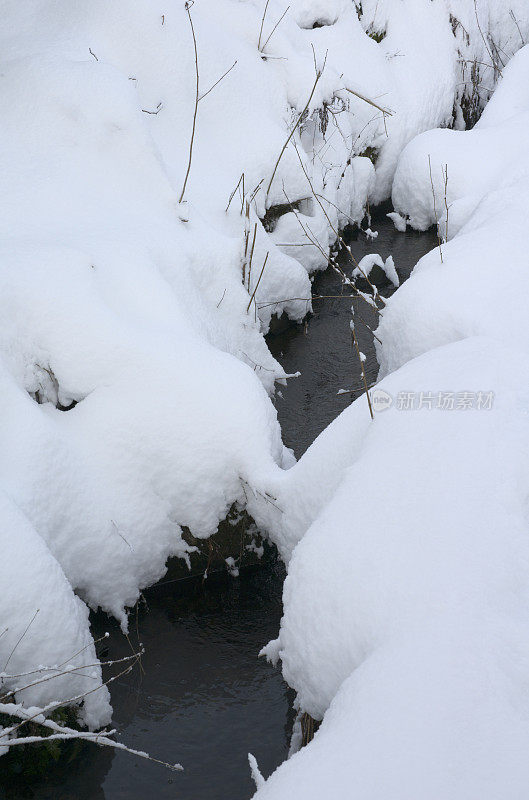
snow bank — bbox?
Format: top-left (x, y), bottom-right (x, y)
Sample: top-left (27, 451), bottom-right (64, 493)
top-left (252, 37), bottom-right (529, 800)
top-left (0, 493), bottom-right (111, 730)
top-left (386, 42), bottom-right (529, 370)
top-left (255, 340), bottom-right (529, 799)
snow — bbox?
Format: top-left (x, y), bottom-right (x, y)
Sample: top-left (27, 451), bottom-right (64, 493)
top-left (387, 211), bottom-right (407, 232)
top-left (0, 493), bottom-right (111, 730)
top-left (255, 340), bottom-right (529, 799)
top-left (1, 0), bottom-right (528, 757)
top-left (353, 253), bottom-right (399, 287)
top-left (251, 31), bottom-right (529, 800)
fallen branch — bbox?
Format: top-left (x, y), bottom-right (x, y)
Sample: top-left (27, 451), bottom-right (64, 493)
top-left (0, 701), bottom-right (182, 772)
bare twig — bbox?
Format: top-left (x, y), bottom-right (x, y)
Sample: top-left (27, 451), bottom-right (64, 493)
top-left (1, 652), bottom-right (143, 740)
top-left (351, 323), bottom-right (374, 420)
top-left (247, 252), bottom-right (269, 313)
top-left (260, 6), bottom-right (290, 53)
top-left (226, 173), bottom-right (245, 213)
top-left (1, 651), bottom-right (143, 702)
top-left (0, 701), bottom-right (182, 771)
top-left (3, 610), bottom-right (39, 673)
top-left (111, 520), bottom-right (134, 552)
top-left (473, 0), bottom-right (501, 76)
top-left (142, 102), bottom-right (163, 115)
top-left (343, 86), bottom-right (393, 116)
top-left (258, 0), bottom-right (271, 51)
top-left (510, 10), bottom-right (525, 45)
top-left (199, 60), bottom-right (238, 101)
top-left (442, 163), bottom-right (449, 243)
top-left (247, 223), bottom-right (258, 291)
top-left (428, 155), bottom-right (443, 263)
top-left (179, 1), bottom-right (200, 204)
top-left (1, 633), bottom-right (111, 682)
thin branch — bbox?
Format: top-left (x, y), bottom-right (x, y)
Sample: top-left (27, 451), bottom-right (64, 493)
top-left (510, 10), bottom-right (525, 46)
top-left (260, 6), bottom-right (290, 53)
top-left (0, 654), bottom-right (142, 740)
top-left (442, 163), bottom-right (449, 243)
top-left (247, 252), bottom-right (269, 312)
top-left (199, 60), bottom-right (238, 101)
top-left (258, 0), bottom-right (271, 51)
top-left (1, 651), bottom-right (144, 702)
top-left (351, 323), bottom-right (374, 420)
top-left (226, 173), bottom-right (245, 213)
top-left (3, 610), bottom-right (39, 673)
top-left (247, 223), bottom-right (258, 291)
top-left (179, 1), bottom-right (200, 204)
top-left (428, 154), bottom-right (443, 262)
top-left (142, 102), bottom-right (163, 115)
top-left (0, 701), bottom-right (182, 772)
top-left (473, 0), bottom-right (501, 76)
top-left (343, 86), bottom-right (393, 116)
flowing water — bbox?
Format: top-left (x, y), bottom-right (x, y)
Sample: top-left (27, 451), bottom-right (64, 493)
top-left (6, 214), bottom-right (437, 800)
top-left (269, 213), bottom-right (439, 458)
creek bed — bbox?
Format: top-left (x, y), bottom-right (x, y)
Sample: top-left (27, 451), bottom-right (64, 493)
top-left (9, 214), bottom-right (437, 800)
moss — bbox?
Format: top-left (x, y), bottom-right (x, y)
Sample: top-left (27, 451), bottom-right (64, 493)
top-left (0, 705), bottom-right (85, 780)
top-left (358, 146), bottom-right (379, 166)
top-left (261, 198), bottom-right (310, 232)
top-left (367, 27), bottom-right (386, 43)
top-left (161, 505), bottom-right (270, 585)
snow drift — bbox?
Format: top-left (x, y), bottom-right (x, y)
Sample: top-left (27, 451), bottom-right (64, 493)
top-left (252, 36), bottom-right (529, 800)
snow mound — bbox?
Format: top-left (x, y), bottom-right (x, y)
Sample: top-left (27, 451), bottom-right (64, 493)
top-left (0, 493), bottom-right (111, 730)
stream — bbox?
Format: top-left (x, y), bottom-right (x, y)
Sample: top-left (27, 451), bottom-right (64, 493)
top-left (6, 213), bottom-right (437, 800)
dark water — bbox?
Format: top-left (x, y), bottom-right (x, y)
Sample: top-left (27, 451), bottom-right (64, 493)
top-left (6, 215), bottom-right (436, 800)
top-left (8, 565), bottom-right (292, 800)
top-left (269, 212), bottom-right (439, 458)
